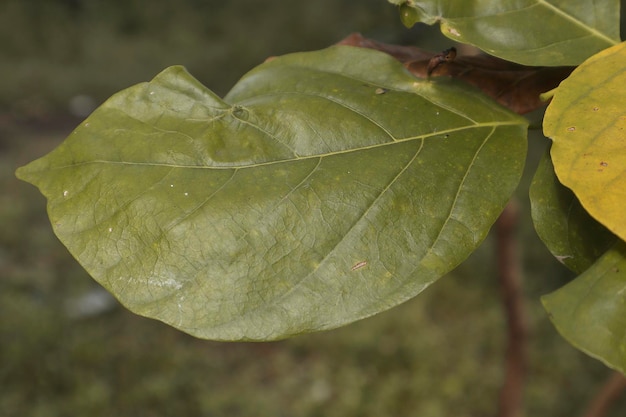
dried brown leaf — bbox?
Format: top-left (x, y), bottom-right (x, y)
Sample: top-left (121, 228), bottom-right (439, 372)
top-left (337, 33), bottom-right (574, 115)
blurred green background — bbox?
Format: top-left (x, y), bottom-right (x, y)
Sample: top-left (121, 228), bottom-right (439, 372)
top-left (1, 1), bottom-right (625, 416)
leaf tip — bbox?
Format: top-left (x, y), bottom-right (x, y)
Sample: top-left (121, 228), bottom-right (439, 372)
top-left (15, 163), bottom-right (35, 185)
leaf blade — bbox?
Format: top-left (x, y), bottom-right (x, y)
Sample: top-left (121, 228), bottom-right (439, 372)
top-left (16, 46), bottom-right (528, 340)
top-left (389, 0), bottom-right (621, 65)
top-left (542, 242), bottom-right (626, 374)
top-left (544, 42), bottom-right (626, 242)
top-left (529, 148), bottom-right (616, 273)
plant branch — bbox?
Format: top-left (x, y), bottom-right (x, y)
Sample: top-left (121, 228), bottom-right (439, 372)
top-left (337, 33), bottom-right (573, 115)
top-left (495, 201), bottom-right (528, 417)
top-left (582, 371), bottom-right (626, 417)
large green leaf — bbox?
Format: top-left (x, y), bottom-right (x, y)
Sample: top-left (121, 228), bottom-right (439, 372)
top-left (390, 0), bottom-right (621, 66)
top-left (543, 241), bottom-right (626, 374)
top-left (16, 46), bottom-right (527, 341)
top-left (544, 42), bottom-right (626, 242)
top-left (530, 149), bottom-right (616, 274)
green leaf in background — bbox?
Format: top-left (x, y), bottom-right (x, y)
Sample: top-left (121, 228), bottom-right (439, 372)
top-left (544, 42), bottom-right (626, 242)
top-left (542, 241), bottom-right (626, 374)
top-left (399, 3), bottom-right (420, 28)
top-left (530, 149), bottom-right (616, 274)
top-left (16, 46), bottom-right (527, 341)
top-left (388, 0), bottom-right (621, 66)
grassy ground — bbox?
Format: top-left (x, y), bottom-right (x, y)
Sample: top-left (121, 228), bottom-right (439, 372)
top-left (2, 1), bottom-right (625, 416)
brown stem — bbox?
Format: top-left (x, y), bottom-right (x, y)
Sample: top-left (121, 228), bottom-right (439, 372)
top-left (495, 201), bottom-right (528, 417)
top-left (582, 371), bottom-right (626, 417)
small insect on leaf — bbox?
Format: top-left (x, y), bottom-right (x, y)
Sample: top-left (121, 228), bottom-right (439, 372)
top-left (351, 261), bottom-right (368, 271)
top-left (427, 47), bottom-right (457, 77)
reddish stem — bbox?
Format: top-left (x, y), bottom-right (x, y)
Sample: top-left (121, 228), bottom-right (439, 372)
top-left (582, 371), bottom-right (626, 417)
top-left (495, 201), bottom-right (528, 417)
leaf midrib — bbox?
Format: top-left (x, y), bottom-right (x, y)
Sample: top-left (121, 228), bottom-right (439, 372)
top-left (537, 0), bottom-right (618, 46)
top-left (444, 1), bottom-right (617, 46)
top-left (47, 120), bottom-right (522, 172)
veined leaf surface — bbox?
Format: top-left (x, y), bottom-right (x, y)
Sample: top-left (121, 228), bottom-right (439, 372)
top-left (389, 0), bottom-right (621, 66)
top-left (16, 46), bottom-right (527, 341)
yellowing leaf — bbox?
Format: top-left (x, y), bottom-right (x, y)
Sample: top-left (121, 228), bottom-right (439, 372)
top-left (545, 42), bottom-right (626, 242)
